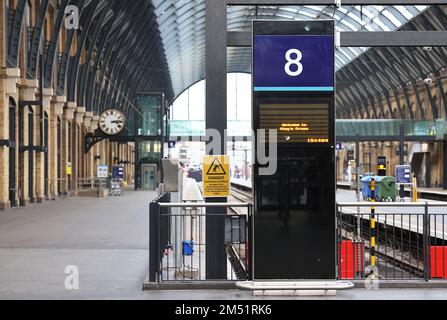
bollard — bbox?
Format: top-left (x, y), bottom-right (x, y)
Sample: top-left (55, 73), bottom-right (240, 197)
top-left (370, 178), bottom-right (377, 268)
top-left (412, 177), bottom-right (418, 203)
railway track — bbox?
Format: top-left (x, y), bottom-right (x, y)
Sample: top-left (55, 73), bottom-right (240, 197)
top-left (226, 187), bottom-right (252, 279)
top-left (230, 182), bottom-right (433, 280)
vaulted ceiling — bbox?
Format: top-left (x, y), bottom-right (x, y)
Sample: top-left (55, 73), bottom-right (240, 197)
top-left (6, 1), bottom-right (447, 122)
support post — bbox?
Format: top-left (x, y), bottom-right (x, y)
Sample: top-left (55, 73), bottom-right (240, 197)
top-left (370, 179), bottom-right (377, 269)
top-left (399, 123), bottom-right (405, 199)
top-left (149, 200), bottom-right (161, 283)
top-left (443, 136), bottom-right (447, 190)
top-left (423, 201), bottom-right (430, 281)
top-left (205, 0), bottom-right (227, 280)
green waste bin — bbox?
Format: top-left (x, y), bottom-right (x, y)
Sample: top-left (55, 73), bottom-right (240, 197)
top-left (375, 176), bottom-right (396, 202)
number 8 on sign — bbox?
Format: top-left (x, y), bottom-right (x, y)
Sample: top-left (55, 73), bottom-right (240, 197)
top-left (285, 49), bottom-right (303, 77)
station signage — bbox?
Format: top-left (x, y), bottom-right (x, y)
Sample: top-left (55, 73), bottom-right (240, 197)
top-left (66, 162), bottom-right (72, 176)
top-left (252, 20), bottom-right (336, 280)
top-left (259, 102), bottom-right (330, 144)
top-left (396, 165), bottom-right (412, 184)
top-left (97, 165), bottom-right (108, 178)
top-left (203, 156), bottom-right (230, 198)
top-left (112, 165), bottom-right (125, 180)
top-left (253, 34), bottom-right (334, 91)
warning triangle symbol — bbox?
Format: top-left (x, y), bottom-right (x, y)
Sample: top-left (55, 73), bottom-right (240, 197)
top-left (207, 158), bottom-right (227, 176)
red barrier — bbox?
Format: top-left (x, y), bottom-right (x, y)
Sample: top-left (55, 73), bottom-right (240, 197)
top-left (339, 240), bottom-right (364, 280)
top-left (430, 247), bottom-right (447, 279)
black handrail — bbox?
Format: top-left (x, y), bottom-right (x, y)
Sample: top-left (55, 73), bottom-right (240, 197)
top-left (149, 193), bottom-right (170, 283)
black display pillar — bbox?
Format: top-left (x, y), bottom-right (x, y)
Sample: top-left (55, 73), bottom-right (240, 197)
top-left (205, 0), bottom-right (227, 280)
top-left (252, 20), bottom-right (336, 280)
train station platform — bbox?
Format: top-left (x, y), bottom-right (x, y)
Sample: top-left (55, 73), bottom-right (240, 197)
top-left (337, 181), bottom-right (447, 202)
top-left (0, 190), bottom-right (156, 300)
top-left (0, 188), bottom-right (446, 300)
top-left (234, 178), bottom-right (447, 202)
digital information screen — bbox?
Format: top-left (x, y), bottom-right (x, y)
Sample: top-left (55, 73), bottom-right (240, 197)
top-left (259, 103), bottom-right (329, 144)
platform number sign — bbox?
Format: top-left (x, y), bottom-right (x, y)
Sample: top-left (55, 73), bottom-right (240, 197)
top-left (285, 49), bottom-right (304, 77)
top-left (254, 35), bottom-right (334, 92)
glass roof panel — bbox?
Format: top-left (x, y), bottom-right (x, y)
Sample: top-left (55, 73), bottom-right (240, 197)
top-left (154, 1), bottom-right (428, 97)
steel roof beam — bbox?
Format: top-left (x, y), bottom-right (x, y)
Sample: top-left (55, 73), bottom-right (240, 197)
top-left (228, 31), bottom-right (447, 47)
top-left (227, 0), bottom-right (447, 5)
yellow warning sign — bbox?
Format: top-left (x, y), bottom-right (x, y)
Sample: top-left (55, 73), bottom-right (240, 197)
top-left (203, 155), bottom-right (230, 197)
top-left (66, 163), bottom-right (72, 176)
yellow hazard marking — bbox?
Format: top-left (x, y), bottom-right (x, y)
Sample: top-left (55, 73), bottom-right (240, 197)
top-left (371, 256), bottom-right (376, 266)
top-left (203, 155), bottom-right (230, 197)
top-left (371, 219), bottom-right (376, 229)
top-left (371, 237), bottom-right (376, 248)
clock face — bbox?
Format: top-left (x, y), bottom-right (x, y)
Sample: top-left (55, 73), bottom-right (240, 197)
top-left (99, 109), bottom-right (126, 135)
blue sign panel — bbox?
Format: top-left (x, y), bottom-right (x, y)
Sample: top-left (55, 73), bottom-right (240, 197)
top-left (168, 141), bottom-right (176, 149)
top-left (112, 165), bottom-right (125, 180)
top-left (253, 35), bottom-right (334, 92)
top-left (395, 165), bottom-right (412, 184)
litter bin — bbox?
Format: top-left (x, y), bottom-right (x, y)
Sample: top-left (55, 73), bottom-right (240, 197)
top-left (375, 176), bottom-right (396, 202)
top-left (361, 176), bottom-right (373, 200)
top-left (182, 240), bottom-right (194, 256)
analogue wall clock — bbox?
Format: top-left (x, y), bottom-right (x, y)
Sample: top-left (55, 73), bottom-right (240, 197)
top-left (99, 109), bottom-right (126, 135)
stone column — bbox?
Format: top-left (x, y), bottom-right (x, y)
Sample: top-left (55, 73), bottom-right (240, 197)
top-left (127, 144), bottom-right (134, 185)
top-left (22, 79), bottom-right (44, 203)
top-left (1, 67), bottom-right (21, 208)
top-left (49, 96), bottom-right (65, 198)
top-left (0, 83), bottom-right (7, 209)
top-left (74, 107), bottom-right (86, 185)
top-left (39, 88), bottom-right (53, 200)
top-left (101, 140), bottom-right (108, 174)
top-left (63, 103), bottom-right (76, 195)
top-left (0, 5), bottom-right (4, 208)
top-left (83, 112), bottom-right (92, 178)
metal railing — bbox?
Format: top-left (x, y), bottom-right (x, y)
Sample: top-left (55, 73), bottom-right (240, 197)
top-left (110, 179), bottom-right (124, 196)
top-left (149, 198), bottom-right (253, 283)
top-left (76, 178), bottom-right (108, 195)
top-left (337, 202), bottom-right (447, 281)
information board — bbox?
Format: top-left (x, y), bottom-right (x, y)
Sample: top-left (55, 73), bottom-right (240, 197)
top-left (112, 165), bottom-right (125, 180)
top-left (203, 156), bottom-right (230, 198)
top-left (259, 103), bottom-right (329, 144)
top-left (97, 165), bottom-right (108, 178)
top-left (252, 20), bottom-right (336, 281)
top-left (396, 165), bottom-right (412, 184)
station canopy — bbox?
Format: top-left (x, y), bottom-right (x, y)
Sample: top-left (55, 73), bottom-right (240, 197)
top-left (153, 1), bottom-right (447, 120)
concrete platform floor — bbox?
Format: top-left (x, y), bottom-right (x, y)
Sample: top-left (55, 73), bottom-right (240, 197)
top-left (0, 190), bottom-right (447, 300)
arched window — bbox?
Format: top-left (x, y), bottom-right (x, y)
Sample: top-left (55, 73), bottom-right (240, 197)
top-left (169, 73), bottom-right (252, 136)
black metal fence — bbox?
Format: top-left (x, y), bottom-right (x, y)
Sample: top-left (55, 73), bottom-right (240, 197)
top-left (149, 193), bottom-right (171, 283)
top-left (150, 199), bottom-right (447, 284)
top-left (337, 202), bottom-right (447, 281)
top-left (149, 199), bottom-right (253, 283)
